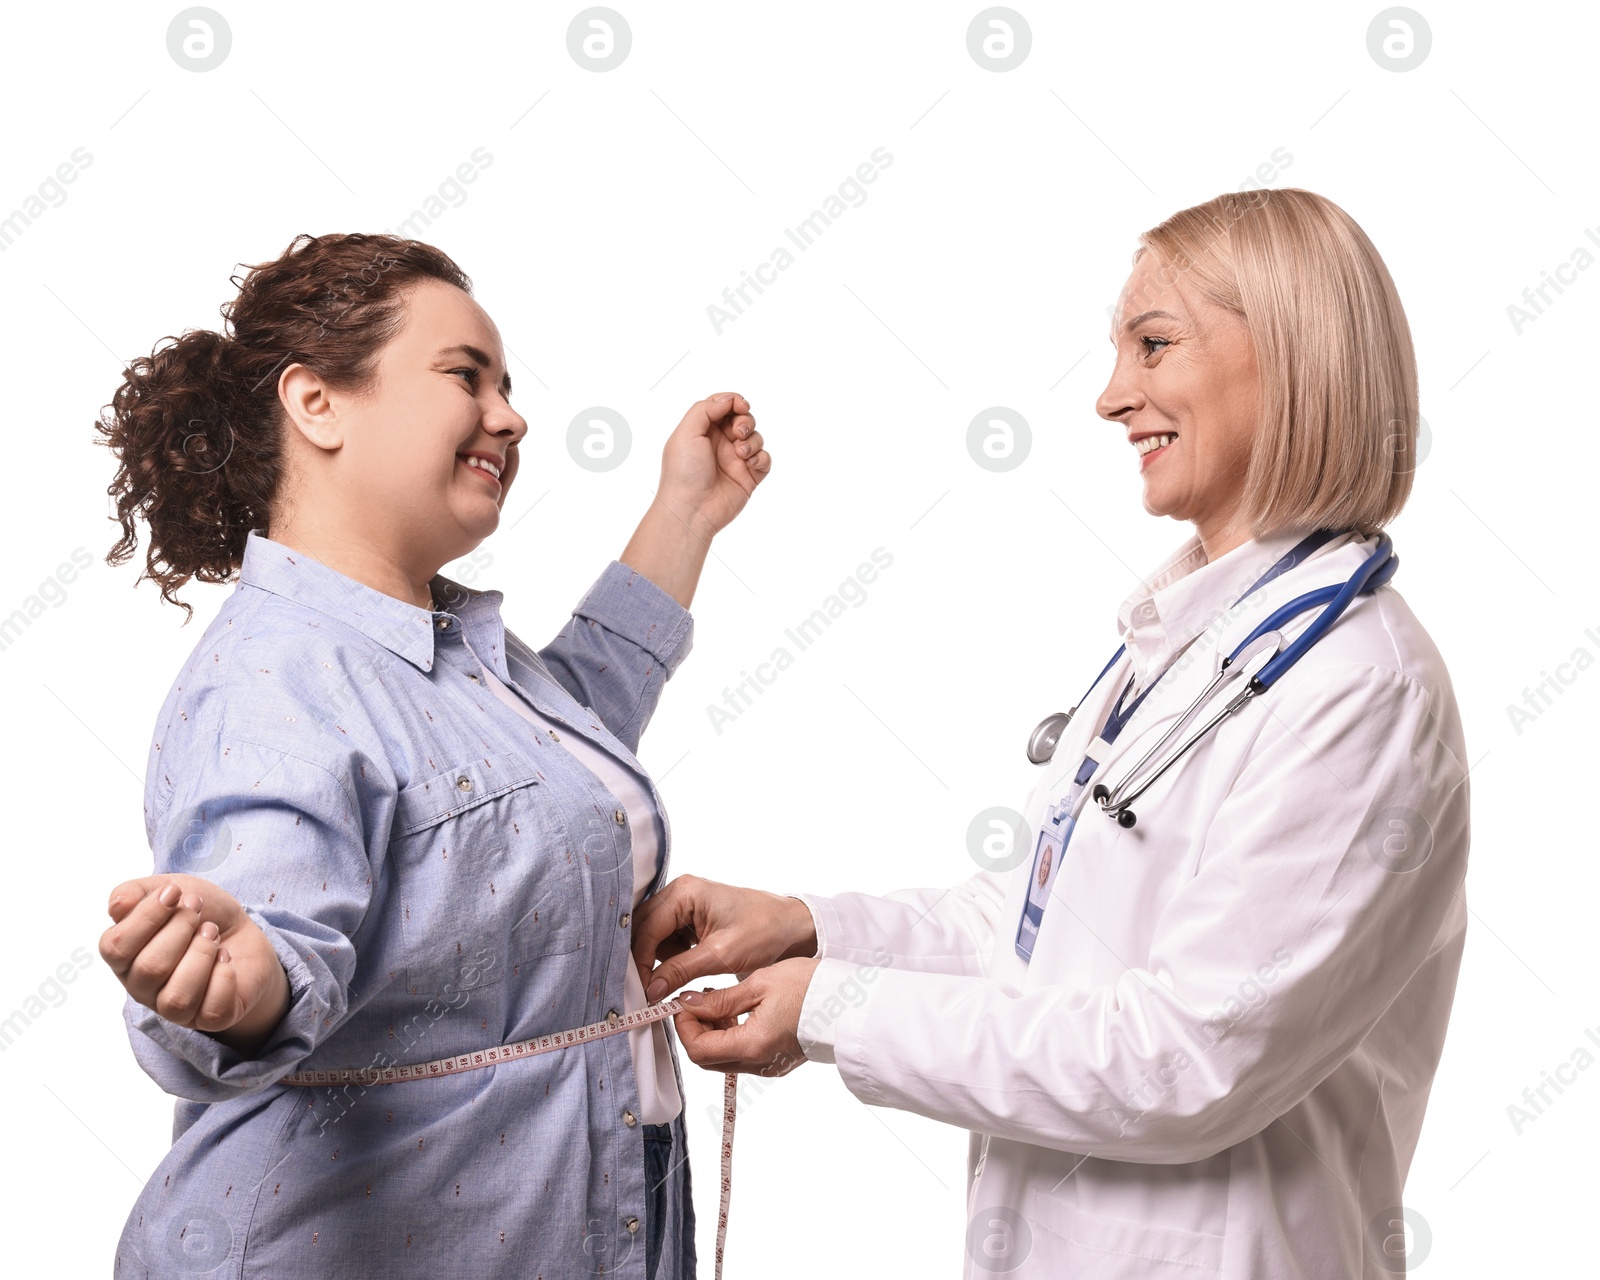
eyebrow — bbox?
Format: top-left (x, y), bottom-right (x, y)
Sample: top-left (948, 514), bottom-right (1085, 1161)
top-left (1122, 309), bottom-right (1179, 332)
top-left (436, 344), bottom-right (513, 397)
top-left (1108, 308), bottom-right (1182, 345)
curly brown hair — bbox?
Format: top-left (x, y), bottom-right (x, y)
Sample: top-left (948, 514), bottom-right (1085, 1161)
top-left (95, 232), bottom-right (473, 622)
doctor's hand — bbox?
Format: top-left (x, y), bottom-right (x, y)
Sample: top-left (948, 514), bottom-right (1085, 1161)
top-left (98, 875), bottom-right (290, 1058)
top-left (674, 957), bottom-right (820, 1077)
top-left (633, 874), bottom-right (818, 1003)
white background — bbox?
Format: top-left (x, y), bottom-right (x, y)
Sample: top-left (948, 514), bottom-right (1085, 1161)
top-left (1, 1), bottom-right (1594, 1274)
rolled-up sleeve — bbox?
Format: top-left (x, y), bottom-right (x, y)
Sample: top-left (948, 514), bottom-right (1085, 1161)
top-left (803, 664), bottom-right (1470, 1163)
top-left (124, 730), bottom-right (374, 1102)
top-left (537, 560), bottom-right (695, 752)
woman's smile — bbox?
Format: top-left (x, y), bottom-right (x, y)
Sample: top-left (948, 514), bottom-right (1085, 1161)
top-left (457, 450), bottom-right (504, 490)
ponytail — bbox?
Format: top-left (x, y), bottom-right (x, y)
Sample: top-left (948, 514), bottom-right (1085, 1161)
top-left (95, 232), bottom-right (472, 622)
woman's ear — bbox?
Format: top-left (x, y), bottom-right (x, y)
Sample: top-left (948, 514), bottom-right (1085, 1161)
top-left (277, 362), bottom-right (345, 452)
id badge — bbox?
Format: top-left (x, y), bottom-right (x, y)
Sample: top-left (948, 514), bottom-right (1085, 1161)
top-left (1014, 786), bottom-right (1081, 962)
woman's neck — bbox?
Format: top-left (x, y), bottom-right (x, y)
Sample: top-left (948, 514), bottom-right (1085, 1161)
top-left (265, 517), bottom-right (438, 611)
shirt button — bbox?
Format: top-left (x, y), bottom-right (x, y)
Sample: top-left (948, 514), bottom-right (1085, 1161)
top-left (623, 1109), bottom-right (637, 1127)
top-left (456, 776), bottom-right (472, 792)
top-left (467, 672), bottom-right (480, 684)
top-left (607, 1008), bottom-right (622, 1026)
top-left (619, 912), bottom-right (631, 928)
top-left (549, 729), bottom-right (561, 742)
top-left (614, 809), bottom-right (627, 826)
top-left (1137, 602), bottom-right (1156, 621)
top-left (625, 1217), bottom-right (640, 1234)
top-left (435, 617), bottom-right (450, 630)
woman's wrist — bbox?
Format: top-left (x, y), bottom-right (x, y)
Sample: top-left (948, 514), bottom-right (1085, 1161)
top-left (205, 961), bottom-right (291, 1058)
top-left (618, 496), bottom-right (716, 610)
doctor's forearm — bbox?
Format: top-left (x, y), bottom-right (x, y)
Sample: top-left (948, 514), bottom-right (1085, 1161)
top-left (798, 877), bottom-right (1005, 976)
top-left (814, 963), bottom-right (1338, 1166)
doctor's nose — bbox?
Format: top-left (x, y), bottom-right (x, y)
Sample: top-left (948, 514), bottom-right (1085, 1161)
top-left (1096, 372), bottom-right (1142, 425)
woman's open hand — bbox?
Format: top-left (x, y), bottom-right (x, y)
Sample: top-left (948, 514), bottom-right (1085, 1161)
top-left (98, 875), bottom-right (290, 1056)
top-left (654, 392), bottom-right (770, 539)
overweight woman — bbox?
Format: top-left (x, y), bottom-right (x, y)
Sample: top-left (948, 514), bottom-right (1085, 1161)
top-left (95, 233), bottom-right (768, 1279)
top-left (635, 188), bottom-right (1470, 1279)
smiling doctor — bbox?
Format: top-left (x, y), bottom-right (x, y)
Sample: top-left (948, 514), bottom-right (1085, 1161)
top-left (634, 187), bottom-right (1470, 1279)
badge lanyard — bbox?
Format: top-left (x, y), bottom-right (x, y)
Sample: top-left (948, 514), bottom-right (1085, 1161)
top-left (1014, 529), bottom-right (1343, 962)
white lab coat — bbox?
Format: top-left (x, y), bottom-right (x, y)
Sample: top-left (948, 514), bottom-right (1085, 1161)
top-left (795, 527), bottom-right (1470, 1279)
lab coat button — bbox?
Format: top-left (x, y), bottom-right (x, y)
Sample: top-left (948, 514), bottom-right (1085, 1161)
top-left (623, 1109), bottom-right (637, 1127)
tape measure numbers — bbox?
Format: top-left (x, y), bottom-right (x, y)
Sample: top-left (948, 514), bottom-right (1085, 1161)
top-left (282, 997), bottom-right (739, 1280)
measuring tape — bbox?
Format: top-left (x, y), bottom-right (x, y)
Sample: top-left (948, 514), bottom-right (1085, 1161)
top-left (282, 998), bottom-right (738, 1280)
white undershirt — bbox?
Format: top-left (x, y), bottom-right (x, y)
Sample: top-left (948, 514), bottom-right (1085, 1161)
top-left (476, 661), bottom-right (683, 1124)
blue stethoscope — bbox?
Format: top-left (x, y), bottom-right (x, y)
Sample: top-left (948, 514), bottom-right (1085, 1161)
top-left (1025, 527), bottom-right (1399, 826)
top-left (1015, 528), bottom-right (1397, 962)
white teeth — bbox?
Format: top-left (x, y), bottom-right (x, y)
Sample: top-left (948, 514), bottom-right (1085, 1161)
top-left (1135, 433), bottom-right (1177, 455)
top-left (462, 455), bottom-right (502, 479)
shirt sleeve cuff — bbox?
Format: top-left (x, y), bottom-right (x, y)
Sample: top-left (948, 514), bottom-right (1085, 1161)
top-left (785, 894), bottom-right (825, 958)
top-left (796, 957), bottom-right (857, 1065)
top-left (572, 560), bottom-right (695, 676)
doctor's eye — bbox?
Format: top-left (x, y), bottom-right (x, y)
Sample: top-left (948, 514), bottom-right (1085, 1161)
top-left (450, 367), bottom-right (481, 385)
top-left (1139, 336), bottom-right (1171, 358)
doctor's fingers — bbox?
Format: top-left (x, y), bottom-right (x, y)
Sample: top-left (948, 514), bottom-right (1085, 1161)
top-left (630, 878), bottom-right (696, 964)
top-left (632, 877), bottom-right (733, 979)
top-left (675, 1007), bottom-right (804, 1075)
top-left (674, 1008), bottom-right (768, 1072)
top-left (644, 936), bottom-right (750, 1001)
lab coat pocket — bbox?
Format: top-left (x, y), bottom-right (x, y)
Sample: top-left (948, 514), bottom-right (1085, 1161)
top-left (390, 750), bottom-right (587, 996)
top-left (1023, 1188), bottom-right (1224, 1276)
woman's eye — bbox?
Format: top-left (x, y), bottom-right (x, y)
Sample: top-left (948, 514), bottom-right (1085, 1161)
top-left (1140, 336), bottom-right (1170, 358)
top-left (451, 367), bottom-right (480, 384)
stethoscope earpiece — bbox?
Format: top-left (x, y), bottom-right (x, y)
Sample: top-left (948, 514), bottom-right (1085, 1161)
top-left (1089, 782), bottom-right (1137, 827)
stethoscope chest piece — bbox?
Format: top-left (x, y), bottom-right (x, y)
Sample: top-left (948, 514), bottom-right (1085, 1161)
top-left (1027, 710), bottom-right (1073, 765)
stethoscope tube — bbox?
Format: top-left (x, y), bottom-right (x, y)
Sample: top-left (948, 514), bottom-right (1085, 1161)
top-left (1038, 533), bottom-right (1398, 828)
top-left (1245, 533), bottom-right (1397, 690)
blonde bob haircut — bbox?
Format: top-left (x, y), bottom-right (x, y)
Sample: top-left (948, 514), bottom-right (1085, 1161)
top-left (1131, 187), bottom-right (1418, 537)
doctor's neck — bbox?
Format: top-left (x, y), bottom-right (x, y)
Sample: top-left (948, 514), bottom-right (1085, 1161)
top-left (1195, 518), bottom-right (1253, 565)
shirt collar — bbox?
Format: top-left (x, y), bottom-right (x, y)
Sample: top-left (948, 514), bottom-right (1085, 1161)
top-left (237, 528), bottom-right (506, 674)
top-left (1114, 526), bottom-right (1336, 691)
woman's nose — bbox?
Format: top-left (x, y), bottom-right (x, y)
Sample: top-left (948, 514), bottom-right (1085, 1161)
top-left (489, 402), bottom-right (529, 442)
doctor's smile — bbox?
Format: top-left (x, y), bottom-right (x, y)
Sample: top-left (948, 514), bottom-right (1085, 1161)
top-left (97, 186), bottom-right (1463, 1280)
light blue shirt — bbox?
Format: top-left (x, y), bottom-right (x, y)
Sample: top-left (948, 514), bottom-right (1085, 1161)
top-left (117, 529), bottom-right (698, 1279)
